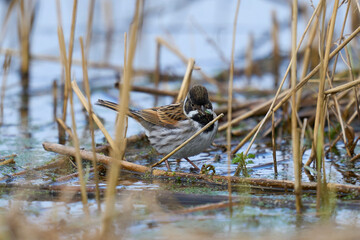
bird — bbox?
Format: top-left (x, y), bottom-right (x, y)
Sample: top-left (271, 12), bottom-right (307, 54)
top-left (95, 85), bottom-right (218, 171)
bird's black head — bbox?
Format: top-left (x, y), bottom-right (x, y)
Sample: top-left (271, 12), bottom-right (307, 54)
top-left (184, 85), bottom-right (214, 130)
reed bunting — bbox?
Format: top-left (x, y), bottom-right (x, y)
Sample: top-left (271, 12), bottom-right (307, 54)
top-left (96, 85), bottom-right (218, 171)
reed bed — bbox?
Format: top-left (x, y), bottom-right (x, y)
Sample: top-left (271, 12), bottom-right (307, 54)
top-left (0, 0), bottom-right (360, 239)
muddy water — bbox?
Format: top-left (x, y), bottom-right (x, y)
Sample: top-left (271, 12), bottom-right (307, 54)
top-left (0, 0), bottom-right (359, 238)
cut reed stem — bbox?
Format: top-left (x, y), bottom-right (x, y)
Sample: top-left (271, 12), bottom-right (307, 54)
top-left (291, 0), bottom-right (302, 213)
top-left (0, 53), bottom-right (11, 126)
top-left (271, 111), bottom-right (278, 175)
top-left (69, 76), bottom-right (89, 214)
top-left (227, 0), bottom-right (241, 216)
top-left (176, 58), bottom-right (195, 103)
top-left (100, 0), bottom-right (141, 237)
top-left (80, 36), bottom-right (101, 211)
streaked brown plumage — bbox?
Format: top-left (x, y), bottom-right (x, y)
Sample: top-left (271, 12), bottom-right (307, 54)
top-left (96, 85), bottom-right (218, 171)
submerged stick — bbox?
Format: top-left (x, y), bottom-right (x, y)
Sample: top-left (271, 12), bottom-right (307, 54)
top-left (42, 142), bottom-right (360, 195)
top-left (43, 141), bottom-right (153, 174)
top-left (0, 158), bottom-right (15, 166)
top-left (151, 113), bottom-right (224, 168)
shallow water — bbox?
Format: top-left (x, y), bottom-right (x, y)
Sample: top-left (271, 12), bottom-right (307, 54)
top-left (0, 0), bottom-right (359, 238)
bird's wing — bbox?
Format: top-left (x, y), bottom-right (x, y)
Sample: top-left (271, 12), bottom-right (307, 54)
top-left (130, 103), bottom-right (187, 128)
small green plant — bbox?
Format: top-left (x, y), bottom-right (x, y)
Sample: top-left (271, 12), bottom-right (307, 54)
top-left (232, 152), bottom-right (255, 177)
top-left (200, 164), bottom-right (216, 176)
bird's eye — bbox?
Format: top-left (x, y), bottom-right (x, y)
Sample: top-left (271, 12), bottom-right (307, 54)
top-left (191, 103), bottom-right (195, 107)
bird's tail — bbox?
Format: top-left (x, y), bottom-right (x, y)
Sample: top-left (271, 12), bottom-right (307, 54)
top-left (95, 99), bottom-right (136, 117)
top-left (95, 99), bottom-right (119, 111)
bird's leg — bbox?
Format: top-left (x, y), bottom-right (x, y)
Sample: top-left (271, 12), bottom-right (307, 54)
top-left (165, 160), bottom-right (171, 171)
top-left (184, 157), bottom-right (200, 171)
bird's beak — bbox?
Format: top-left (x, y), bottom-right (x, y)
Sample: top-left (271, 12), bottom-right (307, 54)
top-left (199, 105), bottom-right (206, 115)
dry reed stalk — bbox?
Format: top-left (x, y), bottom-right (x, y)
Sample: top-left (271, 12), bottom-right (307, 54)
top-left (226, 2), bottom-right (323, 135)
top-left (324, 2), bottom-right (353, 152)
top-left (296, 8), bottom-right (319, 109)
top-left (351, 0), bottom-right (360, 33)
top-left (327, 81), bottom-right (348, 149)
top-left (56, 118), bottom-right (73, 139)
top-left (18, 0), bottom-right (35, 79)
top-left (316, 0), bottom-right (340, 211)
top-left (80, 36), bottom-right (101, 211)
top-left (271, 111), bottom-right (277, 175)
top-left (311, 0), bottom-right (339, 172)
top-left (291, 0), bottom-right (302, 213)
top-left (342, 18), bottom-right (360, 123)
top-left (71, 81), bottom-right (116, 154)
top-left (326, 104), bottom-right (360, 158)
top-left (56, 28), bottom-right (67, 143)
top-left (262, 113), bottom-right (282, 137)
top-left (69, 76), bottom-right (89, 214)
top-left (271, 10), bottom-right (280, 88)
top-left (52, 80), bottom-right (57, 122)
top-left (67, 0), bottom-right (77, 72)
top-left (58, 0), bottom-right (77, 130)
top-left (219, 90), bottom-right (290, 131)
top-left (85, 0), bottom-right (95, 57)
top-left (226, 0), bottom-right (241, 216)
top-left (57, 26), bottom-right (68, 119)
top-left (316, 3), bottom-right (327, 209)
top-left (72, 80), bottom-right (116, 149)
top-left (100, 0), bottom-right (141, 236)
top-left (232, 1), bottom-right (324, 163)
top-left (151, 113), bottom-right (224, 168)
top-left (300, 118), bottom-right (308, 153)
top-left (176, 58), bottom-right (195, 103)
top-left (232, 120), bottom-right (261, 155)
top-left (41, 141), bottom-right (360, 195)
top-left (0, 53), bottom-right (11, 126)
top-left (273, 25), bottom-right (360, 113)
top-left (232, 25), bottom-right (360, 155)
top-left (350, 154), bottom-right (360, 162)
